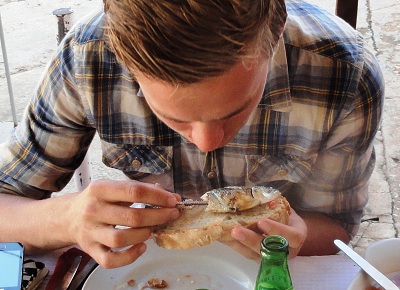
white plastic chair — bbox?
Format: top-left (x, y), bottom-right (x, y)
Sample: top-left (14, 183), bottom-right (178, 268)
top-left (73, 152), bottom-right (92, 192)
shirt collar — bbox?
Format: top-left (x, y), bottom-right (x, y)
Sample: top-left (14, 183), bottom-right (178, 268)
top-left (260, 37), bottom-right (292, 113)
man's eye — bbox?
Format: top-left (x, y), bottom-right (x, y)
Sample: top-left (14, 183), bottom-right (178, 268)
top-left (168, 119), bottom-right (187, 125)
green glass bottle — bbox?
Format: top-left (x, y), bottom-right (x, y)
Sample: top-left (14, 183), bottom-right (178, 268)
top-left (254, 235), bottom-right (294, 290)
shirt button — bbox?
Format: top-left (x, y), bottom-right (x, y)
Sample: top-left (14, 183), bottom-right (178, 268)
top-left (207, 171), bottom-right (217, 179)
top-left (277, 168), bottom-right (288, 177)
top-left (132, 159), bottom-right (142, 168)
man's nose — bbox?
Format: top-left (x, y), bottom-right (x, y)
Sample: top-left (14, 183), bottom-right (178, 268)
top-left (190, 122), bottom-right (224, 152)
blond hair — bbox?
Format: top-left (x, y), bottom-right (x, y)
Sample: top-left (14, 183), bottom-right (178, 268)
top-left (104, 0), bottom-right (287, 84)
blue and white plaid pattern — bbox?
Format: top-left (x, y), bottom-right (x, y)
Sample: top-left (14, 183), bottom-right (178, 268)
top-left (0, 1), bottom-right (384, 237)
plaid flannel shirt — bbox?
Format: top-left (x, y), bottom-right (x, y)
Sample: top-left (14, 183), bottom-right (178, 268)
top-left (0, 1), bottom-right (384, 237)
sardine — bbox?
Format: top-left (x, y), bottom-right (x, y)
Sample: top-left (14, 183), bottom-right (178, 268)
top-left (201, 186), bottom-right (281, 213)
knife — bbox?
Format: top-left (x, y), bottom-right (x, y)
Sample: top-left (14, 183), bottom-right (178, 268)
top-left (144, 200), bottom-right (208, 208)
top-left (56, 255), bottom-right (82, 290)
top-left (177, 200), bottom-right (208, 206)
top-left (67, 258), bottom-right (98, 290)
top-left (334, 240), bottom-right (399, 290)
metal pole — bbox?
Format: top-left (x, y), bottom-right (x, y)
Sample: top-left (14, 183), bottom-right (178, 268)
top-left (336, 0), bottom-right (358, 29)
top-left (0, 12), bottom-right (17, 127)
top-left (52, 8), bottom-right (74, 45)
top-left (52, 8), bottom-right (93, 191)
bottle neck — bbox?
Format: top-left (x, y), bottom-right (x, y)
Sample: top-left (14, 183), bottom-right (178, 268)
top-left (261, 251), bottom-right (288, 262)
top-left (255, 235), bottom-right (293, 290)
top-left (261, 235), bottom-right (289, 257)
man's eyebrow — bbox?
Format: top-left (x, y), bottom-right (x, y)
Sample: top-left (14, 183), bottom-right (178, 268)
top-left (152, 94), bottom-right (255, 123)
top-left (218, 96), bottom-right (255, 120)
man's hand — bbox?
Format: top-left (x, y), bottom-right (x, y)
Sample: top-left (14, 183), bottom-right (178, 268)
top-left (65, 180), bottom-right (181, 268)
top-left (227, 208), bottom-right (351, 261)
top-left (226, 210), bottom-right (307, 261)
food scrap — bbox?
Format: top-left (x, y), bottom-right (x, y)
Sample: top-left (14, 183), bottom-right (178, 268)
top-left (147, 277), bottom-right (168, 288)
top-left (136, 277), bottom-right (168, 289)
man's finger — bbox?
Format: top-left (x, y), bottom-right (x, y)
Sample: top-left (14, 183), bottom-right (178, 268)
top-left (85, 203), bottom-right (180, 228)
top-left (231, 226), bottom-right (264, 253)
top-left (89, 242), bottom-right (147, 269)
top-left (86, 180), bottom-right (180, 207)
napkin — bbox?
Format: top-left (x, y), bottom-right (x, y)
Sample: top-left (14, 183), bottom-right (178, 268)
top-left (45, 247), bottom-right (93, 290)
top-left (22, 259), bottom-right (49, 290)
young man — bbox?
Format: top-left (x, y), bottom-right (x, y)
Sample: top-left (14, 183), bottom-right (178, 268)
top-left (0, 0), bottom-right (384, 268)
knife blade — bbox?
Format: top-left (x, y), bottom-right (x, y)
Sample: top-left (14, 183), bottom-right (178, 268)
top-left (334, 240), bottom-right (399, 290)
top-left (177, 200), bottom-right (208, 206)
top-left (144, 200), bottom-right (208, 209)
top-left (56, 255), bottom-right (82, 290)
top-left (67, 258), bottom-right (98, 290)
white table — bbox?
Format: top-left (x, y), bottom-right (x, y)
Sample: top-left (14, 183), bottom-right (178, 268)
top-left (289, 255), bottom-right (360, 289)
top-left (31, 250), bottom-right (360, 290)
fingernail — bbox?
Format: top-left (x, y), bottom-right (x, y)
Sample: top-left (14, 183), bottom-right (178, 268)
top-left (258, 220), bottom-right (271, 232)
top-left (170, 209), bottom-right (180, 220)
top-left (173, 193), bottom-right (182, 202)
top-left (138, 243), bottom-right (147, 255)
top-left (167, 196), bottom-right (178, 207)
top-left (232, 227), bottom-right (245, 241)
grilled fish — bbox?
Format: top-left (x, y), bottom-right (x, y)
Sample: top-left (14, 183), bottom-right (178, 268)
top-left (201, 186), bottom-right (281, 213)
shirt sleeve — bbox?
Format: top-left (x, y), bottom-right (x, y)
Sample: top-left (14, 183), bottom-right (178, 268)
top-left (289, 49), bottom-right (385, 238)
top-left (0, 31), bottom-right (96, 198)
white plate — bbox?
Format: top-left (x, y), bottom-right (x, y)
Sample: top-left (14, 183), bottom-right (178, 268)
top-left (83, 240), bottom-right (259, 290)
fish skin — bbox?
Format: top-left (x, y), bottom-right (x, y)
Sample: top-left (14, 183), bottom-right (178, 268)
top-left (201, 186), bottom-right (281, 213)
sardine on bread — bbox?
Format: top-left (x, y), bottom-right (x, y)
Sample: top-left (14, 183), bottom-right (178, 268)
top-left (152, 186), bottom-right (291, 250)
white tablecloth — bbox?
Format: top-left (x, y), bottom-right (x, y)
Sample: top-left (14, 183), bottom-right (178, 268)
top-left (289, 255), bottom-right (359, 289)
top-left (31, 251), bottom-right (360, 290)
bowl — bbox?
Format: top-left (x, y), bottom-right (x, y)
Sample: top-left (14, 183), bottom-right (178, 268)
top-left (348, 238), bottom-right (400, 289)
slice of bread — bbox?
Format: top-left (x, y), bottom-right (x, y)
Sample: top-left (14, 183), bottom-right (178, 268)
top-left (152, 195), bottom-right (290, 249)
